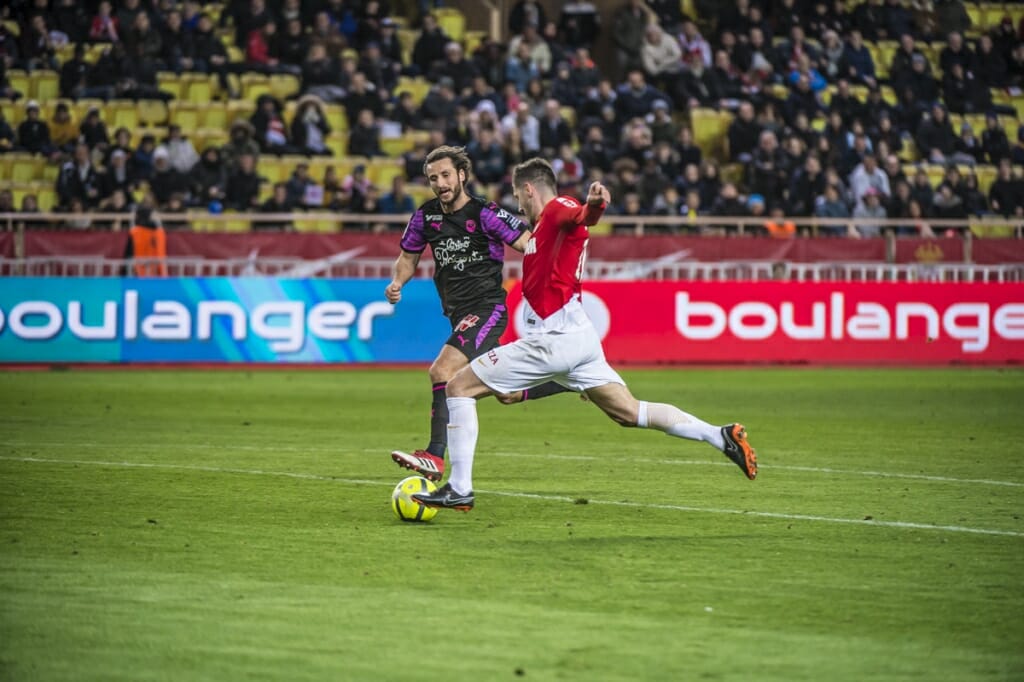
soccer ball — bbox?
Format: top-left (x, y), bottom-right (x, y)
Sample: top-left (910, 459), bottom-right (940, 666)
top-left (391, 476), bottom-right (439, 522)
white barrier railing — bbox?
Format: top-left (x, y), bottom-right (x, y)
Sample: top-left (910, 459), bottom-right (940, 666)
top-left (2, 256), bottom-right (1021, 283)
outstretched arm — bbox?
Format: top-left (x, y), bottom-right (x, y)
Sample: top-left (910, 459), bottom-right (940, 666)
top-left (385, 250), bottom-right (421, 304)
top-left (562, 181), bottom-right (610, 227)
top-left (508, 230), bottom-right (534, 253)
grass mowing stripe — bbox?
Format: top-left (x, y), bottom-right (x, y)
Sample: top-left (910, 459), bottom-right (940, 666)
top-left (4, 454), bottom-right (1022, 539)
top-left (7, 440), bottom-right (1022, 489)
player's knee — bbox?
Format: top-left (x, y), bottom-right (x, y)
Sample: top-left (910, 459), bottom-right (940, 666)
top-left (427, 362), bottom-right (450, 385)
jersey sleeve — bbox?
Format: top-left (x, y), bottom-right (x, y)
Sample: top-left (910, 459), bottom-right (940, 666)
top-left (399, 207), bottom-right (427, 253)
top-left (480, 202), bottom-right (528, 244)
top-left (552, 195), bottom-right (606, 230)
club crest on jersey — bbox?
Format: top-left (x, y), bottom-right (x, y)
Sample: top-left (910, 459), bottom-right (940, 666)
top-left (465, 219), bottom-right (477, 233)
top-left (455, 314), bottom-right (480, 332)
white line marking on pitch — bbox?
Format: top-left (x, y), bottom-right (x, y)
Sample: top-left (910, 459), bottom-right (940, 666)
top-left (4, 441), bottom-right (1021, 489)
top-left (1, 455), bottom-right (1021, 539)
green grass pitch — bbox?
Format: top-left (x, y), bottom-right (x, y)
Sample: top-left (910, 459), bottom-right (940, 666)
top-left (1, 367), bottom-right (1022, 681)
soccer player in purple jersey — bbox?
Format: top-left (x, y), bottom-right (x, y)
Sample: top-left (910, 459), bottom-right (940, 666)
top-left (385, 146), bottom-right (571, 481)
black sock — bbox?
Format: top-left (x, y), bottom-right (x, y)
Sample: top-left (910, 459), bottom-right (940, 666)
top-left (523, 381), bottom-right (571, 401)
top-left (426, 382), bottom-right (448, 458)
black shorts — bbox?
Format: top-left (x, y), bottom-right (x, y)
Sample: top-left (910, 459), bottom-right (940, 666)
top-left (445, 300), bottom-right (509, 361)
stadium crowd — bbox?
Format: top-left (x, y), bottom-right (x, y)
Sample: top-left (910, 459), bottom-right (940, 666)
top-left (2, 0), bottom-right (1024, 236)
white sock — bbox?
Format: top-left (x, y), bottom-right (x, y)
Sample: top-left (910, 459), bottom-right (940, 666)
top-left (637, 401), bottom-right (725, 451)
top-left (445, 396), bottom-right (478, 494)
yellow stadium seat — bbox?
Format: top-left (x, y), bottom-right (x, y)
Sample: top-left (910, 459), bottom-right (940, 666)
top-left (258, 158), bottom-right (289, 183)
top-left (110, 100), bottom-right (139, 129)
top-left (202, 3), bottom-right (223, 24)
top-left (463, 30), bottom-right (486, 54)
top-left (187, 210), bottom-right (218, 232)
top-left (690, 107), bottom-right (732, 158)
top-left (7, 69), bottom-right (29, 100)
top-left (1007, 3), bottom-right (1024, 29)
top-left (323, 104), bottom-right (348, 131)
top-left (406, 184), bottom-right (433, 206)
top-left (3, 19), bottom-right (19, 36)
top-left (241, 73), bottom-right (271, 101)
top-left (380, 135), bottom-right (417, 156)
top-left (41, 161), bottom-right (60, 182)
top-left (981, 3), bottom-right (1005, 32)
top-left (186, 76), bottom-right (213, 103)
top-left (324, 134), bottom-right (347, 158)
top-left (965, 4), bottom-right (985, 31)
top-left (970, 221), bottom-right (1016, 238)
top-left (201, 103), bottom-right (229, 129)
top-left (10, 155), bottom-right (43, 182)
top-left (225, 100), bottom-right (254, 125)
top-left (293, 216), bottom-right (340, 233)
top-left (32, 70), bottom-right (59, 101)
top-left (975, 164), bottom-right (999, 194)
top-left (72, 98), bottom-right (104, 124)
top-left (367, 159), bottom-right (404, 188)
top-left (138, 99), bottom-right (168, 127)
top-left (395, 76), bottom-right (432, 106)
top-left (589, 221), bottom-right (613, 236)
top-left (157, 71), bottom-right (183, 99)
top-left (397, 29), bottom-right (417, 64)
top-left (193, 127), bottom-right (228, 150)
top-left (169, 101), bottom-right (200, 131)
top-left (269, 74), bottom-right (300, 101)
top-left (435, 8), bottom-right (465, 42)
top-left (3, 101), bottom-right (26, 128)
top-left (35, 188), bottom-right (58, 210)
top-left (867, 43), bottom-right (887, 80)
top-left (85, 43), bottom-right (110, 63)
top-left (221, 214), bottom-right (251, 232)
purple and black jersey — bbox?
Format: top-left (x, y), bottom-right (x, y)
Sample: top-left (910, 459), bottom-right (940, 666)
top-left (400, 196), bottom-right (527, 319)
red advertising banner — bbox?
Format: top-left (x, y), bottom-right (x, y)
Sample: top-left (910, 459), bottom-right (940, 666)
top-left (501, 282), bottom-right (1024, 365)
top-left (7, 231), bottom-right (1022, 264)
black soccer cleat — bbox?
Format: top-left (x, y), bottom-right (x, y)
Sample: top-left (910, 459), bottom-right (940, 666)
top-left (721, 423), bottom-right (758, 480)
top-left (411, 482), bottom-right (475, 511)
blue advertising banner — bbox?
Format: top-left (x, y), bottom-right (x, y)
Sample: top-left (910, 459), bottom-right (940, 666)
top-left (0, 278), bottom-right (450, 363)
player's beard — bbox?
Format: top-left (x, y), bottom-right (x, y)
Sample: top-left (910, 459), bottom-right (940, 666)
top-left (437, 182), bottom-right (463, 212)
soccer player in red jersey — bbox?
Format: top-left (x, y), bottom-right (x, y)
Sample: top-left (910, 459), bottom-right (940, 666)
top-left (386, 146), bottom-right (573, 482)
top-left (414, 158), bottom-right (757, 511)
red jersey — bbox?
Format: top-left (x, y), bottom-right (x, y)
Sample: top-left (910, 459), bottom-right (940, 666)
top-left (521, 195), bottom-right (605, 320)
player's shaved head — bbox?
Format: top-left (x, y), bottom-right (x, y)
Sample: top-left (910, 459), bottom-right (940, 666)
top-left (511, 157), bottom-right (556, 192)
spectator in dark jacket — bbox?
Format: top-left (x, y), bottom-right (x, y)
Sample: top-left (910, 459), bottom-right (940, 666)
top-left (615, 70), bottom-right (670, 122)
top-left (290, 95), bottom-right (332, 156)
top-left (191, 147), bottom-right (228, 206)
top-left (348, 109), bottom-right (383, 158)
top-left (839, 30), bottom-right (876, 86)
top-left (728, 101), bottom-right (761, 162)
top-left (411, 14), bottom-right (449, 76)
top-left (916, 103), bottom-right (958, 162)
top-left (982, 113), bottom-right (1011, 163)
top-left (988, 159), bottom-right (1024, 216)
top-left (224, 152), bottom-right (262, 210)
top-left (57, 143), bottom-right (103, 209)
top-left (16, 101), bottom-right (51, 155)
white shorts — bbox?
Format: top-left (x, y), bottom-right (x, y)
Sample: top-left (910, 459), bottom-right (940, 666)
top-left (469, 325), bottom-right (624, 394)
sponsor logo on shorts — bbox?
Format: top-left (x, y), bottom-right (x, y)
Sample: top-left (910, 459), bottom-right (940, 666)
top-left (455, 314), bottom-right (480, 332)
top-left (487, 349), bottom-right (499, 365)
